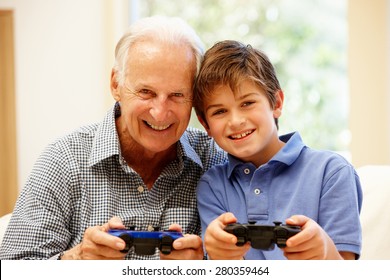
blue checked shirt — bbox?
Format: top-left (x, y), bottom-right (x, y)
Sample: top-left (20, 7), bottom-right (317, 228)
top-left (0, 103), bottom-right (227, 260)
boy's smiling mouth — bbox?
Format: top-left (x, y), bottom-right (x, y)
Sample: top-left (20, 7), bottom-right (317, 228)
top-left (229, 129), bottom-right (254, 139)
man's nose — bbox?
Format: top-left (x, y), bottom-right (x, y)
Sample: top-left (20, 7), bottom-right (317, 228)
top-left (149, 96), bottom-right (170, 121)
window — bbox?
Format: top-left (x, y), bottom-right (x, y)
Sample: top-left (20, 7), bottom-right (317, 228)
top-left (135, 0), bottom-right (349, 152)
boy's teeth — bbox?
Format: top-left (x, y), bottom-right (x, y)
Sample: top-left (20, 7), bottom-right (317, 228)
top-left (231, 130), bottom-right (252, 139)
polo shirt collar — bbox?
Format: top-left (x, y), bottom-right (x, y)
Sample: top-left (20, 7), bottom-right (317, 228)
top-left (272, 132), bottom-right (306, 166)
top-left (227, 132), bottom-right (306, 177)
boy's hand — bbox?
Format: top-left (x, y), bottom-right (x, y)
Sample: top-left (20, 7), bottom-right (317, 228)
top-left (283, 215), bottom-right (355, 260)
top-left (204, 212), bottom-right (250, 260)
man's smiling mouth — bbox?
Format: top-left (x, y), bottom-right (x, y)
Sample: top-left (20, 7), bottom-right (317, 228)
top-left (229, 130), bottom-right (254, 139)
top-left (145, 121), bottom-right (171, 131)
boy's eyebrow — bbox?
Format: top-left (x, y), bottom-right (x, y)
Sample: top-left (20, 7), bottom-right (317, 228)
top-left (205, 103), bottom-right (223, 113)
top-left (205, 92), bottom-right (259, 113)
top-left (238, 92), bottom-right (258, 99)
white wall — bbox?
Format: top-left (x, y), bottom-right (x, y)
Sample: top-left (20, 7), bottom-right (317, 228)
top-left (0, 0), bottom-right (129, 190)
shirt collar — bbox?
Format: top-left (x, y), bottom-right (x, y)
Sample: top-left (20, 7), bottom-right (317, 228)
top-left (179, 130), bottom-right (204, 169)
top-left (88, 102), bottom-right (204, 169)
top-left (227, 132), bottom-right (306, 177)
top-left (88, 103), bottom-right (121, 167)
top-left (272, 132), bottom-right (306, 165)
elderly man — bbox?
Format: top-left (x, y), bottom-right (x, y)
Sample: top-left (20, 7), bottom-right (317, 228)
top-left (0, 16), bottom-right (226, 260)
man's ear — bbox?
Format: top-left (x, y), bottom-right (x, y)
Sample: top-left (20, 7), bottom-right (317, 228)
top-left (197, 114), bottom-right (211, 136)
top-left (110, 69), bottom-right (120, 102)
top-left (273, 89), bottom-right (284, 118)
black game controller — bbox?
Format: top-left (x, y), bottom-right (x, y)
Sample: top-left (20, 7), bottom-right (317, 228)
top-left (224, 221), bottom-right (301, 250)
top-left (108, 227), bottom-right (183, 255)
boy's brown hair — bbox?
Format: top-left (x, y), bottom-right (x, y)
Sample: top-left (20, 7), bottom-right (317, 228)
top-left (193, 40), bottom-right (282, 128)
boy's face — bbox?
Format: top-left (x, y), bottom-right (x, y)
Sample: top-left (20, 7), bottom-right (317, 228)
top-left (201, 79), bottom-right (284, 167)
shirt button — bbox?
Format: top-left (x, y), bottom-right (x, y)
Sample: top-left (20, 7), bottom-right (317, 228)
top-left (254, 188), bottom-right (261, 195)
top-left (244, 168), bottom-right (251, 174)
top-left (137, 186), bottom-right (144, 193)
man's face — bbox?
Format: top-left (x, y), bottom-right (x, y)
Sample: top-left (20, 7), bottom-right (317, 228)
top-left (112, 39), bottom-right (196, 155)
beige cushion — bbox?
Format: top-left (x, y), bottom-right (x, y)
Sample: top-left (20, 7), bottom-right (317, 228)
top-left (357, 165), bottom-right (390, 259)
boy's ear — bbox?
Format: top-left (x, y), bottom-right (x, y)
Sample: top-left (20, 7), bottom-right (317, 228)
top-left (110, 69), bottom-right (121, 102)
top-left (273, 90), bottom-right (284, 118)
top-left (197, 115), bottom-right (212, 136)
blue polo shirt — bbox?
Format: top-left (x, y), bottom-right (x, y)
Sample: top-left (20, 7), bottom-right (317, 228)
top-left (197, 132), bottom-right (362, 259)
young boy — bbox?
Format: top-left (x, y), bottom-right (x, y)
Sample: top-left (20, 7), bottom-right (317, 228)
top-left (193, 40), bottom-right (362, 260)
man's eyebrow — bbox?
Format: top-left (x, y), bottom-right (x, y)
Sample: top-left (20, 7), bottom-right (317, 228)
top-left (132, 83), bottom-right (191, 93)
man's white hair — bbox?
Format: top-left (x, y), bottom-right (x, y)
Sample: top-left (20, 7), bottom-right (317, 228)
top-left (113, 15), bottom-right (205, 86)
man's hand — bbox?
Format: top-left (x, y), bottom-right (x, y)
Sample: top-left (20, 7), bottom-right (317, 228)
top-left (204, 213), bottom-right (250, 260)
top-left (60, 216), bottom-right (127, 260)
top-left (160, 224), bottom-right (204, 260)
top-left (283, 215), bottom-right (355, 260)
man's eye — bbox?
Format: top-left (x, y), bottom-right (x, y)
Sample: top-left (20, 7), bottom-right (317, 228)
top-left (171, 92), bottom-right (184, 97)
top-left (137, 89), bottom-right (155, 98)
top-left (170, 92), bottom-right (193, 104)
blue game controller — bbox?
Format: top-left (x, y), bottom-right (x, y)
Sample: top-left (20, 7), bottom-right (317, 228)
top-left (108, 227), bottom-right (183, 255)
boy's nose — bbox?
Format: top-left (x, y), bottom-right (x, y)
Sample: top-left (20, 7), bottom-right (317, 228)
top-left (229, 112), bottom-right (246, 127)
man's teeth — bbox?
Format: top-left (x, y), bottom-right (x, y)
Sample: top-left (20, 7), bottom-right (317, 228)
top-left (231, 130), bottom-right (253, 139)
top-left (148, 122), bottom-right (170, 130)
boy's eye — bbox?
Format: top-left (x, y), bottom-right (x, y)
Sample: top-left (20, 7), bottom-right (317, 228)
top-left (211, 109), bottom-right (226, 116)
top-left (242, 101), bottom-right (255, 107)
